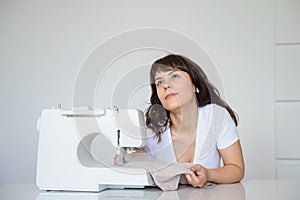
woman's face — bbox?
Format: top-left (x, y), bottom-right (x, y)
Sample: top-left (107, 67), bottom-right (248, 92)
top-left (154, 69), bottom-right (197, 112)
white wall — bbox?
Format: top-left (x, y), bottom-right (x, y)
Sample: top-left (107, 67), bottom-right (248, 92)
top-left (275, 0), bottom-right (300, 179)
top-left (0, 0), bottom-right (276, 184)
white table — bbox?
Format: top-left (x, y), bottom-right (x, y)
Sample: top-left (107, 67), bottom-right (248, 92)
top-left (0, 180), bottom-right (299, 200)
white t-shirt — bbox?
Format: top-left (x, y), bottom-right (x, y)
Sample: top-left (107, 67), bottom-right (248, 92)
top-left (143, 104), bottom-right (239, 169)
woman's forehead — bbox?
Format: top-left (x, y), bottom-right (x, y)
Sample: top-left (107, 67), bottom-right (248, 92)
top-left (154, 69), bottom-right (191, 80)
top-left (154, 68), bottom-right (177, 77)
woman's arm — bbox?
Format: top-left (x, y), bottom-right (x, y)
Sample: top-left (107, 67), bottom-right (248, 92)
top-left (185, 140), bottom-right (244, 187)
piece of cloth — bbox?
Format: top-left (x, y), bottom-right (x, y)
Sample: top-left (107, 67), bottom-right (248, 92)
top-left (143, 104), bottom-right (239, 169)
top-left (126, 153), bottom-right (193, 191)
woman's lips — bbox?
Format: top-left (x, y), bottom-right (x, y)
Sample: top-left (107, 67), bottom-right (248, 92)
top-left (165, 93), bottom-right (177, 99)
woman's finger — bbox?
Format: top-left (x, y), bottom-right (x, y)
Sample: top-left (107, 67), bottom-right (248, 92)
top-left (191, 170), bottom-right (203, 185)
top-left (185, 174), bottom-right (197, 187)
top-left (190, 164), bottom-right (202, 172)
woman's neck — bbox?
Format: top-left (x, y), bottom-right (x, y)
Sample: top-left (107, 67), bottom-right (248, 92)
top-left (170, 103), bottom-right (198, 137)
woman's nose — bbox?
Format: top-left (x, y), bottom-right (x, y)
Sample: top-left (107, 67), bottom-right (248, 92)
top-left (163, 82), bottom-right (172, 89)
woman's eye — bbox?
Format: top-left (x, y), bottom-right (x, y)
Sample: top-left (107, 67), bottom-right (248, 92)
top-left (156, 81), bottom-right (162, 86)
top-left (171, 74), bottom-right (180, 79)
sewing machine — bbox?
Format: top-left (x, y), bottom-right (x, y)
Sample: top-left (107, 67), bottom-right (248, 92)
top-left (36, 105), bottom-right (155, 192)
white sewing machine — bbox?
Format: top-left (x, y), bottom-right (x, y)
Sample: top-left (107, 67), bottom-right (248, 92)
top-left (36, 105), bottom-right (154, 192)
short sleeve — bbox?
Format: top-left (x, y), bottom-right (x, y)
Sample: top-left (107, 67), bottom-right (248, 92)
top-left (217, 109), bottom-right (239, 149)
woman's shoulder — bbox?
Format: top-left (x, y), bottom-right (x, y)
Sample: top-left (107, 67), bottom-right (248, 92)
top-left (145, 128), bottom-right (170, 145)
top-left (198, 103), bottom-right (228, 115)
top-left (198, 104), bottom-right (233, 126)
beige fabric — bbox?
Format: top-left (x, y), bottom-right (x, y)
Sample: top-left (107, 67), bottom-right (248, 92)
top-left (126, 153), bottom-right (193, 191)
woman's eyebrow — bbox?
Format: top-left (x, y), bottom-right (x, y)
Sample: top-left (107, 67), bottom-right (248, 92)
top-left (154, 77), bottom-right (162, 81)
top-left (168, 70), bottom-right (178, 75)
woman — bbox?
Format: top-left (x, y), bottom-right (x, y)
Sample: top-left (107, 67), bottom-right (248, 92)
top-left (143, 54), bottom-right (244, 188)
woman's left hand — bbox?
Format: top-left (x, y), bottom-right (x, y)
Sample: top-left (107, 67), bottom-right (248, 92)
top-left (185, 164), bottom-right (209, 188)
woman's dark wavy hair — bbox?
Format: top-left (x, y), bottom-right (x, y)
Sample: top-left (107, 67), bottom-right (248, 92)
top-left (145, 54), bottom-right (238, 142)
